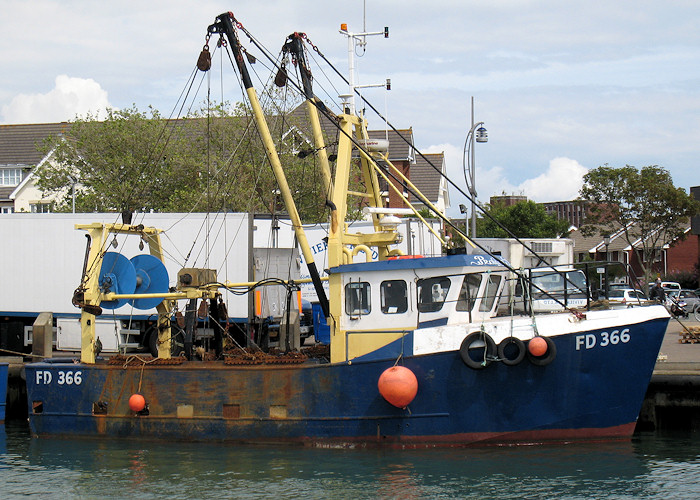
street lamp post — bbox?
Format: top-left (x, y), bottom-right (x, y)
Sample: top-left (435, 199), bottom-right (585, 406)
top-left (68, 175), bottom-right (78, 214)
top-left (459, 204), bottom-right (468, 243)
top-left (603, 234), bottom-right (611, 299)
top-left (462, 96), bottom-right (487, 239)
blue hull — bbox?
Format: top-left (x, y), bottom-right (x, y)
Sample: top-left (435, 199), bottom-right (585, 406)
top-left (24, 317), bottom-right (668, 446)
top-left (0, 363), bottom-right (7, 422)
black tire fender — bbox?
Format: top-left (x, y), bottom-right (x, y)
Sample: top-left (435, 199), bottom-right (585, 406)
top-left (497, 337), bottom-right (526, 366)
top-left (527, 336), bottom-right (557, 366)
top-left (146, 325), bottom-right (159, 357)
top-left (460, 332), bottom-right (497, 369)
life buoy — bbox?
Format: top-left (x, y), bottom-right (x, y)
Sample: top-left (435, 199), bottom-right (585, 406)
top-left (527, 336), bottom-right (557, 366)
top-left (460, 332), bottom-right (497, 369)
top-left (497, 337), bottom-right (526, 366)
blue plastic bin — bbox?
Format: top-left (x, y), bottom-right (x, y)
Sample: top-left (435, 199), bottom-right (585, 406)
top-left (312, 303), bottom-right (330, 344)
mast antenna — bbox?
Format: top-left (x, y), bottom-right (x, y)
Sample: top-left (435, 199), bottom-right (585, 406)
top-left (338, 7), bottom-right (389, 116)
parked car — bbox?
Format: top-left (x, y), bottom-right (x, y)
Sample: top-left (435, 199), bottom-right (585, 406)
top-left (648, 281), bottom-right (682, 293)
top-left (667, 289), bottom-right (700, 310)
top-left (609, 283), bottom-right (631, 291)
top-left (607, 288), bottom-right (648, 306)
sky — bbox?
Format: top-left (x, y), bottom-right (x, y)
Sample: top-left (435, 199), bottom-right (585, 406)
top-left (2, 1), bottom-right (699, 216)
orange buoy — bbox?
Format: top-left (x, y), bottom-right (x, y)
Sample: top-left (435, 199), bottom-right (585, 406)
top-left (129, 393), bottom-right (146, 412)
top-left (378, 366), bottom-right (418, 408)
top-left (528, 337), bottom-right (548, 357)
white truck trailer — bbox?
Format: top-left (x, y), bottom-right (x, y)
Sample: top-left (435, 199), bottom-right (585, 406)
top-left (0, 212), bottom-right (298, 355)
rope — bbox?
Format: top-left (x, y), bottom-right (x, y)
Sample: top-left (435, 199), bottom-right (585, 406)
top-left (393, 331), bottom-right (410, 367)
top-left (121, 354), bottom-right (160, 395)
top-left (523, 272), bottom-right (540, 337)
top-left (0, 348), bottom-right (46, 359)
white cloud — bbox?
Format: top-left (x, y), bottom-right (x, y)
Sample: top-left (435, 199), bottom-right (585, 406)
top-left (426, 142), bottom-right (519, 213)
top-left (517, 157), bottom-right (587, 202)
top-left (427, 142), bottom-right (586, 215)
top-left (1, 2), bottom-right (697, 194)
top-left (1, 75), bottom-right (112, 124)
top-left (476, 164), bottom-right (520, 201)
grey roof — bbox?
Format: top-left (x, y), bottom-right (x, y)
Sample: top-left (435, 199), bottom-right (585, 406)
top-left (0, 116), bottom-right (437, 207)
top-left (368, 128), bottom-right (414, 162)
top-left (0, 122), bottom-right (70, 203)
top-left (319, 127), bottom-right (415, 163)
top-left (411, 152), bottom-right (444, 204)
top-left (0, 122), bottom-right (69, 166)
top-left (287, 103), bottom-right (338, 142)
top-left (288, 103), bottom-right (414, 162)
top-left (568, 228), bottom-right (610, 255)
top-left (569, 223), bottom-right (646, 255)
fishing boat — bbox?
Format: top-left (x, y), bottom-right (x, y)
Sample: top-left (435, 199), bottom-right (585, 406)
top-left (24, 12), bottom-right (669, 446)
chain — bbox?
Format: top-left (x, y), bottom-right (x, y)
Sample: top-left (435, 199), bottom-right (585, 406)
top-left (299, 32), bottom-right (323, 55)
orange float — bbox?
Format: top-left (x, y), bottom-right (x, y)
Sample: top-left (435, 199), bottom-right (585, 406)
top-left (378, 366), bottom-right (418, 408)
top-left (129, 393), bottom-right (146, 412)
top-left (528, 336), bottom-right (548, 357)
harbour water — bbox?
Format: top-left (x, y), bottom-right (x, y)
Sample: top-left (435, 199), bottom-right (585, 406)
top-left (2, 421), bottom-right (700, 499)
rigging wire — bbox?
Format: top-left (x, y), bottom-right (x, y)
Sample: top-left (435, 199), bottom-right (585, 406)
top-left (305, 41), bottom-right (554, 267)
top-left (222, 17), bottom-right (581, 311)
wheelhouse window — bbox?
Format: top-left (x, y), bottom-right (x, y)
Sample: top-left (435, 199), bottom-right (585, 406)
top-left (417, 277), bottom-right (451, 313)
top-left (479, 274), bottom-right (503, 312)
top-left (456, 274), bottom-right (482, 312)
top-left (380, 280), bottom-right (407, 314)
top-left (524, 269), bottom-right (587, 300)
top-left (345, 282), bottom-right (371, 316)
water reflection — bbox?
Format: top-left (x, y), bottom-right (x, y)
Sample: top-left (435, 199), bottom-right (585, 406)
top-left (2, 422), bottom-right (700, 499)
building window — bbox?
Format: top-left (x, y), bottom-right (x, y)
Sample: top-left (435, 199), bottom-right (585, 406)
top-left (1, 206), bottom-right (14, 214)
top-left (30, 203), bottom-right (51, 213)
top-left (0, 168), bottom-right (22, 186)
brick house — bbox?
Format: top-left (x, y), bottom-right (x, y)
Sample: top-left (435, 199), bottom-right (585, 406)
top-left (569, 223), bottom-right (698, 283)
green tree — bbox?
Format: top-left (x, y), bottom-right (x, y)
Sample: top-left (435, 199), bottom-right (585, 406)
top-left (34, 101), bottom-right (332, 222)
top-left (579, 164), bottom-right (699, 282)
top-left (476, 200), bottom-right (571, 238)
top-left (36, 105), bottom-right (197, 213)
